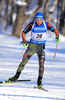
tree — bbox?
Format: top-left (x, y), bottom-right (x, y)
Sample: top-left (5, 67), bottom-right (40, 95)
top-left (61, 0), bottom-right (65, 35)
top-left (5, 0), bottom-right (14, 30)
top-left (12, 0), bottom-right (44, 37)
top-left (47, 0), bottom-right (58, 22)
top-left (59, 0), bottom-right (65, 35)
top-left (12, 0), bottom-right (27, 37)
top-left (0, 0), bottom-right (5, 17)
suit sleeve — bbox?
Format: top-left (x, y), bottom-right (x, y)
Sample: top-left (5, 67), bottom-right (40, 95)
top-left (47, 22), bottom-right (59, 36)
top-left (21, 22), bottom-right (33, 42)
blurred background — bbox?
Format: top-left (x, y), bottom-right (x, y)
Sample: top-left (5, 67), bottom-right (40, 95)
top-left (0, 0), bottom-right (65, 38)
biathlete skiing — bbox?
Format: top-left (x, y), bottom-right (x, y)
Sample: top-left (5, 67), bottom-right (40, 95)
top-left (8, 12), bottom-right (59, 89)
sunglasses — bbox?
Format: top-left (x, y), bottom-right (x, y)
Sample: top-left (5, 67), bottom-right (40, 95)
top-left (36, 19), bottom-right (43, 21)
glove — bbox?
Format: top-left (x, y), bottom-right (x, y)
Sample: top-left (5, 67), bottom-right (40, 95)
top-left (56, 36), bottom-right (60, 42)
top-left (23, 41), bottom-right (28, 48)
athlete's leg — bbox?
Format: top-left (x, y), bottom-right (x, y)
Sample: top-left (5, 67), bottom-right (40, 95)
top-left (37, 49), bottom-right (45, 86)
top-left (8, 43), bottom-right (35, 81)
top-left (17, 47), bottom-right (35, 72)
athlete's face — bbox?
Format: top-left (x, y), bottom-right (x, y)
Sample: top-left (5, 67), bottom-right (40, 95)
top-left (36, 18), bottom-right (43, 26)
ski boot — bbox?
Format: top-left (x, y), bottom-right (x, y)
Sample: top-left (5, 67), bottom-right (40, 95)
top-left (8, 71), bottom-right (21, 81)
top-left (37, 76), bottom-right (43, 89)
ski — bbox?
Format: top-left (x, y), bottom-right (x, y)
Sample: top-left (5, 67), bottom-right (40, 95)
top-left (0, 79), bottom-right (31, 84)
top-left (34, 86), bottom-right (48, 92)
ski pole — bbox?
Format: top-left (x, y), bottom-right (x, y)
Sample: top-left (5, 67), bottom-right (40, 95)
top-left (53, 42), bottom-right (58, 61)
top-left (20, 48), bottom-right (25, 56)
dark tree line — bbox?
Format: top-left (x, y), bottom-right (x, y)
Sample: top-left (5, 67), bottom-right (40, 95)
top-left (0, 0), bottom-right (65, 37)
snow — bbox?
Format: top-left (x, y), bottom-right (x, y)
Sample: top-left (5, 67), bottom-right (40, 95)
top-left (0, 24), bottom-right (65, 100)
top-left (15, 0), bottom-right (27, 6)
top-left (25, 0), bottom-right (39, 15)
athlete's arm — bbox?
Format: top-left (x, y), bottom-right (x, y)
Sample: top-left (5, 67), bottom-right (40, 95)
top-left (21, 22), bottom-right (33, 42)
top-left (47, 22), bottom-right (59, 36)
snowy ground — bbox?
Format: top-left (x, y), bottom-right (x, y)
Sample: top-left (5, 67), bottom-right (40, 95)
top-left (0, 25), bottom-right (65, 100)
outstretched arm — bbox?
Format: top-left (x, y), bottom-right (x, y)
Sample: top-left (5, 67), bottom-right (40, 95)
top-left (21, 22), bottom-right (33, 42)
top-left (47, 22), bottom-right (59, 36)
